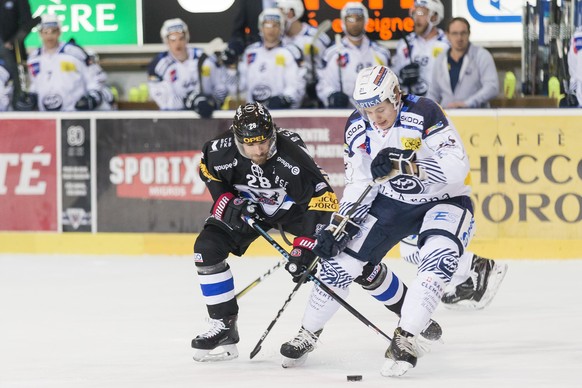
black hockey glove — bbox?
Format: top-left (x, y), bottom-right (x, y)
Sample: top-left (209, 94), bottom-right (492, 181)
top-left (184, 93), bottom-right (217, 118)
top-left (211, 192), bottom-right (260, 233)
top-left (371, 147), bottom-right (417, 180)
top-left (313, 213), bottom-right (360, 259)
top-left (286, 236), bottom-right (318, 283)
top-left (13, 92), bottom-right (38, 111)
top-left (560, 93), bottom-right (579, 108)
top-left (75, 90), bottom-right (102, 111)
top-left (266, 95), bottom-right (292, 109)
top-left (399, 63), bottom-right (420, 87)
top-left (327, 91), bottom-right (350, 108)
top-left (218, 47), bottom-right (238, 66)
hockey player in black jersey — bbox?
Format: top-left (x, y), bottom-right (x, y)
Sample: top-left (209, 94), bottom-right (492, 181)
top-left (191, 102), bottom-right (338, 361)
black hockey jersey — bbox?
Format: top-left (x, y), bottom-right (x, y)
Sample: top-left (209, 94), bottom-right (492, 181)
top-left (199, 129), bottom-right (337, 238)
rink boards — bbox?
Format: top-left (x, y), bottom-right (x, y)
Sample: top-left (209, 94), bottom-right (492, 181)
top-left (0, 109), bottom-right (580, 258)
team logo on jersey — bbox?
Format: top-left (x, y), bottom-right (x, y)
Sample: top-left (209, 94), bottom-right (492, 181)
top-left (389, 175), bottom-right (424, 195)
top-left (42, 94), bottom-right (63, 111)
top-left (400, 137), bottom-right (421, 151)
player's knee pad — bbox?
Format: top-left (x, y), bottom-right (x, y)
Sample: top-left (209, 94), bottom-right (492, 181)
top-left (354, 262), bottom-right (388, 290)
top-left (418, 235), bottom-right (460, 282)
top-left (319, 253), bottom-right (366, 289)
top-left (194, 228), bottom-right (230, 270)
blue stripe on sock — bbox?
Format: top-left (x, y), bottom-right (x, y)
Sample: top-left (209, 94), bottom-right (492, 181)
top-left (200, 278), bottom-right (235, 297)
top-left (373, 275), bottom-right (399, 302)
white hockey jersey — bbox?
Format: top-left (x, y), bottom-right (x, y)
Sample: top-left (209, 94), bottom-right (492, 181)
top-left (567, 29), bottom-right (582, 106)
top-left (235, 41), bottom-right (306, 108)
top-left (27, 42), bottom-right (101, 111)
top-left (317, 36), bottom-right (390, 107)
top-left (339, 95), bottom-right (471, 221)
top-left (391, 30), bottom-right (449, 95)
top-left (147, 48), bottom-right (227, 110)
top-left (282, 22), bottom-right (331, 84)
top-left (0, 63), bottom-right (12, 111)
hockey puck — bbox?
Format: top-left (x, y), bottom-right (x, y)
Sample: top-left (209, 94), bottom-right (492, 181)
top-left (346, 375), bottom-right (362, 382)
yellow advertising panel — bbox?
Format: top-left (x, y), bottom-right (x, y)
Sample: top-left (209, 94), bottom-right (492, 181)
top-left (451, 110), bottom-right (582, 244)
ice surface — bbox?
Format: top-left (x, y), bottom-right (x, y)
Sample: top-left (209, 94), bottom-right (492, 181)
top-left (0, 255), bottom-right (580, 387)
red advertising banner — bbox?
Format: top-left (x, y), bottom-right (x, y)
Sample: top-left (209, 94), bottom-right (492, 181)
top-left (0, 120), bottom-right (58, 231)
top-left (111, 150), bottom-right (212, 202)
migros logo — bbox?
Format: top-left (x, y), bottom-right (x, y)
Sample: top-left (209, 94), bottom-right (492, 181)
top-left (305, 0), bottom-right (416, 40)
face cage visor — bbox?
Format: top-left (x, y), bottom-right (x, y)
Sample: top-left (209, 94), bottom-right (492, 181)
top-left (234, 129), bottom-right (278, 161)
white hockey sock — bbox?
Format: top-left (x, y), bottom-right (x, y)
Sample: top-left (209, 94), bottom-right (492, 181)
top-left (301, 283), bottom-right (347, 333)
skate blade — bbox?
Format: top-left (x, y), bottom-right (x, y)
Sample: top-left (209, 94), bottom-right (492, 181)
top-left (193, 344), bottom-right (239, 362)
top-left (380, 359), bottom-right (414, 377)
top-left (281, 353), bottom-right (309, 368)
top-left (473, 263), bottom-right (508, 310)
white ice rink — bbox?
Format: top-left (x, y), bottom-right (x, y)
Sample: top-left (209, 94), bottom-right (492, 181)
top-left (1, 254), bottom-right (580, 388)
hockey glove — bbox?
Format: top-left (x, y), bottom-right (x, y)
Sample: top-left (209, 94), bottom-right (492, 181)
top-left (327, 91), bottom-right (350, 108)
top-left (371, 147), bottom-right (418, 180)
top-left (218, 48), bottom-right (238, 66)
top-left (286, 236), bottom-right (318, 283)
top-left (399, 63), bottom-right (420, 87)
top-left (13, 92), bottom-right (38, 111)
top-left (313, 213), bottom-right (360, 259)
top-left (211, 192), bottom-right (260, 233)
top-left (560, 93), bottom-right (579, 108)
top-left (75, 90), bottom-right (102, 111)
top-left (184, 93), bottom-right (217, 118)
top-left (266, 95), bottom-right (292, 109)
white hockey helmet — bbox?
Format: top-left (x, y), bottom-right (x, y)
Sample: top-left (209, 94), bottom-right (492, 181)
top-left (341, 2), bottom-right (369, 37)
top-left (39, 13), bottom-right (61, 31)
top-left (258, 8), bottom-right (285, 29)
top-left (353, 66), bottom-right (401, 113)
top-left (276, 0), bottom-right (304, 22)
top-left (160, 18), bottom-right (190, 43)
top-left (414, 0), bottom-right (444, 25)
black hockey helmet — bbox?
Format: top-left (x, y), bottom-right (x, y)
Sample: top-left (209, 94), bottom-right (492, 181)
top-left (232, 102), bottom-right (277, 159)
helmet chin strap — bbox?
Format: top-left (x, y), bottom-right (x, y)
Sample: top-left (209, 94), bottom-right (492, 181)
top-left (421, 16), bottom-right (436, 39)
top-left (347, 31), bottom-right (365, 41)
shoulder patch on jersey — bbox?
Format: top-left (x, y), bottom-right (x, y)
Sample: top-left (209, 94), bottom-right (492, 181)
top-left (199, 161), bottom-right (221, 182)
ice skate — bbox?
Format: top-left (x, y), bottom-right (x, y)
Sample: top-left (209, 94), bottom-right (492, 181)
top-left (442, 255), bottom-right (508, 310)
top-left (280, 327), bottom-right (322, 368)
top-left (415, 318), bottom-right (443, 355)
top-left (381, 327), bottom-right (418, 377)
top-left (192, 315), bottom-right (239, 362)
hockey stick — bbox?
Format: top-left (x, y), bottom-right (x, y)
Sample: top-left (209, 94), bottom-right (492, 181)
top-left (197, 37), bottom-right (227, 95)
top-left (235, 259), bottom-right (286, 299)
top-left (247, 180), bottom-right (381, 359)
top-left (245, 217), bottom-right (392, 344)
top-left (335, 34), bottom-right (344, 93)
top-left (309, 20), bottom-right (332, 84)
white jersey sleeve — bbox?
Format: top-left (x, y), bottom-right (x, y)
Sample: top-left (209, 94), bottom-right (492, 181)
top-left (0, 64), bottom-right (12, 111)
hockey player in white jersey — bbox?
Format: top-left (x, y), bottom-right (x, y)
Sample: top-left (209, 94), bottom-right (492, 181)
top-left (564, 28), bottom-right (582, 107)
top-left (24, 14), bottom-right (109, 111)
top-left (147, 18), bottom-right (227, 117)
top-left (391, 0), bottom-right (449, 96)
top-left (282, 66), bottom-right (481, 377)
top-left (316, 2), bottom-right (390, 108)
top-left (0, 60), bottom-right (13, 111)
top-left (233, 8), bottom-right (306, 109)
top-left (276, 0), bottom-right (331, 107)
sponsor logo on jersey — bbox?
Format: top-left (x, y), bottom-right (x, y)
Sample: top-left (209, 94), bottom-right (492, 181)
top-left (276, 157), bottom-right (300, 175)
top-left (109, 150), bottom-right (211, 201)
top-left (209, 137), bottom-right (232, 152)
top-left (315, 182), bottom-right (328, 192)
top-left (214, 158), bottom-right (237, 172)
top-left (424, 121), bottom-right (445, 137)
top-left (60, 61), bottom-right (77, 72)
top-left (307, 191), bottom-right (338, 212)
top-left (400, 112), bottom-right (424, 129)
top-left (246, 52), bottom-right (256, 64)
top-left (400, 136), bottom-right (421, 151)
